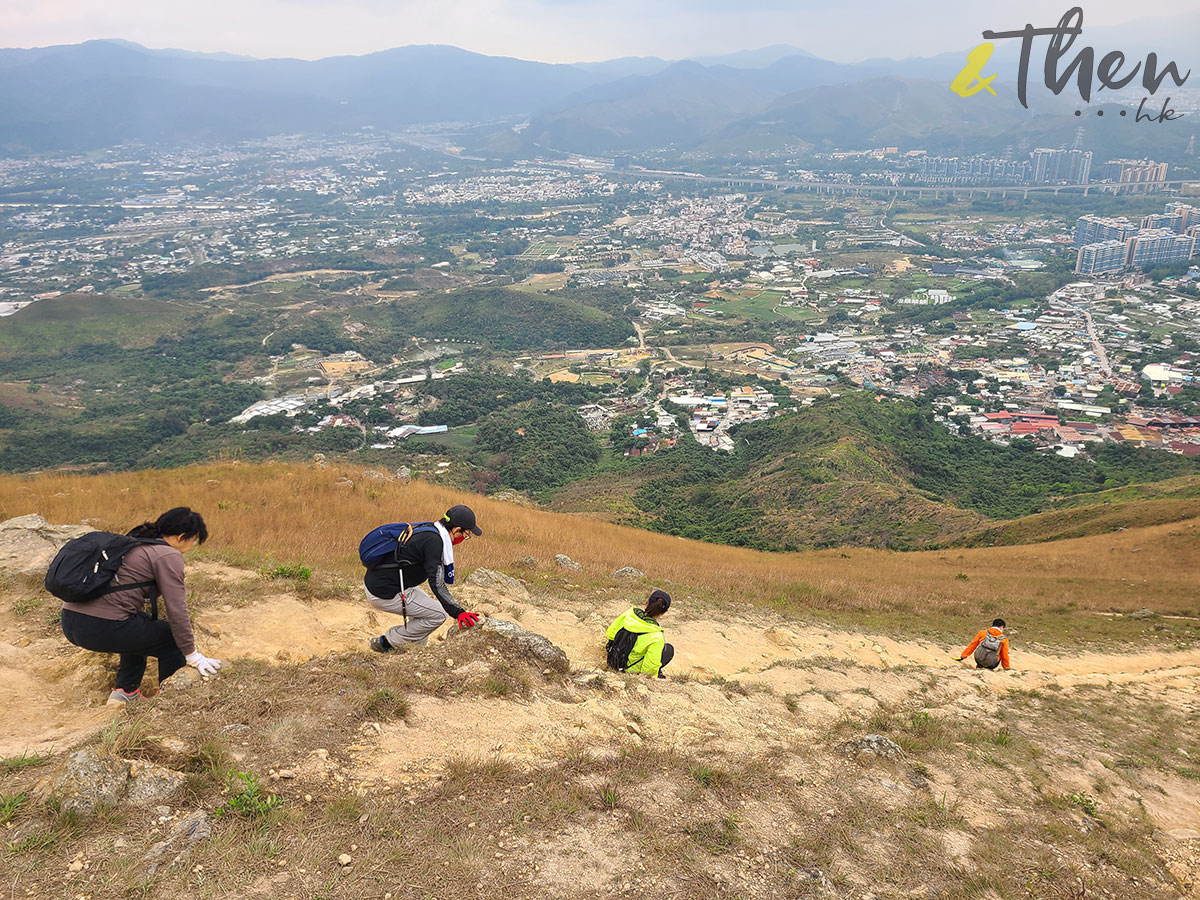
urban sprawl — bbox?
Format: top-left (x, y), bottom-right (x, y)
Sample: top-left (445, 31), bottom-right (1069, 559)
top-left (1, 135), bottom-right (1198, 469)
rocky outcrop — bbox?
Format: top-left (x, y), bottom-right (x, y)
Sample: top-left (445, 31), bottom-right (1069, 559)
top-left (37, 748), bottom-right (131, 815)
top-left (451, 617), bottom-right (570, 674)
top-left (838, 734), bottom-right (903, 762)
top-left (0, 514), bottom-right (91, 575)
top-left (491, 491), bottom-right (530, 506)
top-left (124, 760), bottom-right (187, 807)
top-left (611, 566), bottom-right (644, 579)
top-left (464, 568), bottom-right (529, 597)
top-left (35, 748), bottom-right (185, 815)
top-left (555, 554), bottom-right (582, 571)
top-left (143, 810), bottom-right (212, 877)
top-left (159, 666), bottom-right (207, 692)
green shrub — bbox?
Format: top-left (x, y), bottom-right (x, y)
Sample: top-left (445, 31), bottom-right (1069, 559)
top-left (216, 771), bottom-right (284, 819)
top-left (260, 563), bottom-right (313, 580)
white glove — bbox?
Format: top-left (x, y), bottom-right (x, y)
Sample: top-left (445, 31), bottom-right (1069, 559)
top-left (186, 651), bottom-right (222, 678)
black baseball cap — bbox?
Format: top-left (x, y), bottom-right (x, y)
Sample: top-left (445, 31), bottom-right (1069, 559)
top-left (444, 505), bottom-right (482, 536)
top-left (648, 588), bottom-right (671, 611)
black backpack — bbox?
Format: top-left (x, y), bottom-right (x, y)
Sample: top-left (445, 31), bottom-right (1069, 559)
top-left (606, 628), bottom-right (638, 672)
top-left (44, 532), bottom-right (164, 604)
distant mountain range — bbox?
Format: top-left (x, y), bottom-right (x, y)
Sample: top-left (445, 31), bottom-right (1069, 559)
top-left (0, 25), bottom-right (1195, 158)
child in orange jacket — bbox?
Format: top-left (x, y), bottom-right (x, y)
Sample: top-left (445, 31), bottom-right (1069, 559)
top-left (956, 618), bottom-right (1010, 670)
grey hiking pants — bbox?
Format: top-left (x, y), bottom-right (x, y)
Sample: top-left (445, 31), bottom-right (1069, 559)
top-left (366, 585), bottom-right (446, 646)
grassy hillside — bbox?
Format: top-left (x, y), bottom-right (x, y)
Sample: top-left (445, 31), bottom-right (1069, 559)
top-left (355, 287), bottom-right (634, 354)
top-left (0, 294), bottom-right (197, 357)
top-left (2, 461), bottom-right (1198, 634)
top-left (958, 476), bottom-right (1200, 547)
top-left (3, 464), bottom-right (1198, 900)
top-left (553, 394), bottom-right (1200, 551)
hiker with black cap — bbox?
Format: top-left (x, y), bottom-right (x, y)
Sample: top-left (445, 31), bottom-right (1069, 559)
top-left (605, 589), bottom-right (674, 678)
top-left (362, 505), bottom-right (483, 653)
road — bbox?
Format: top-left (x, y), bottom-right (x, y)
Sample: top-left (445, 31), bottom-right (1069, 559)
top-left (1079, 304), bottom-right (1113, 376)
top-left (661, 345), bottom-right (705, 370)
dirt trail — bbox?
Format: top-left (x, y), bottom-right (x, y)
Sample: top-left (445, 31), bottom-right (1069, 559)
top-left (2, 563), bottom-right (1198, 762)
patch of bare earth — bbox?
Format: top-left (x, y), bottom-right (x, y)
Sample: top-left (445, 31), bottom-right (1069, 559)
top-left (1, 565), bottom-right (1199, 899)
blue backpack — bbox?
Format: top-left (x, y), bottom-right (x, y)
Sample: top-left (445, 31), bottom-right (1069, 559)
top-left (358, 522), bottom-right (438, 569)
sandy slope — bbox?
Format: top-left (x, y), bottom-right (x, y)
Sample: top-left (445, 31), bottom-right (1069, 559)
top-left (3, 562), bottom-right (1198, 760)
top-left (4, 562), bottom-right (1200, 898)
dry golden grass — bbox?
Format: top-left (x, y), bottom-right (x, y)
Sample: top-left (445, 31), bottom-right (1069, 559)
top-left (1, 461), bottom-right (1198, 621)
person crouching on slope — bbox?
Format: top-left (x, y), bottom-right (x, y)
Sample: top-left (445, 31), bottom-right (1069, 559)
top-left (606, 589), bottom-right (674, 678)
top-left (955, 618), bottom-right (1011, 671)
top-left (60, 508), bottom-right (222, 704)
top-left (365, 505), bottom-right (483, 652)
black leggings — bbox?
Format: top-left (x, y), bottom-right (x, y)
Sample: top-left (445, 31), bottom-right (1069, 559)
top-left (62, 609), bottom-right (186, 692)
top-left (659, 643), bottom-right (674, 672)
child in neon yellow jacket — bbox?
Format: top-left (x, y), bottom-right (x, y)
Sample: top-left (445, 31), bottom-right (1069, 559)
top-left (605, 589), bottom-right (674, 677)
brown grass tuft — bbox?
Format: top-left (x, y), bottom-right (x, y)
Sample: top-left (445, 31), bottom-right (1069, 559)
top-left (0, 462), bottom-right (1198, 626)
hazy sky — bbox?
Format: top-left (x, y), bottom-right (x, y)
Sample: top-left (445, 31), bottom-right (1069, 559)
top-left (2, 0), bottom-right (1196, 63)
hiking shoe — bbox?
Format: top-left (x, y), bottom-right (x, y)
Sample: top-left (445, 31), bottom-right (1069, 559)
top-left (369, 636), bottom-right (406, 654)
top-left (370, 635), bottom-right (409, 654)
top-left (107, 688), bottom-right (142, 705)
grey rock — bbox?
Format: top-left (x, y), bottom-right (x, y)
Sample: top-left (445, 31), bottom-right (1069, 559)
top-left (360, 469), bottom-right (390, 482)
top-left (147, 736), bottom-right (192, 762)
top-left (311, 453), bottom-right (328, 468)
top-left (838, 734), bottom-right (903, 762)
top-left (451, 618), bottom-right (570, 674)
top-left (513, 556), bottom-right (538, 568)
top-left (125, 760), bottom-right (185, 807)
top-left (1129, 608), bottom-right (1157, 620)
top-left (0, 514), bottom-right (91, 575)
top-left (35, 748), bottom-right (187, 815)
top-left (36, 748), bottom-right (130, 815)
top-left (794, 869), bottom-right (836, 896)
top-left (555, 554), bottom-right (582, 571)
top-left (143, 810), bottom-right (212, 877)
top-left (334, 477), bottom-right (354, 489)
top-left (396, 466), bottom-right (412, 484)
top-left (464, 568), bottom-right (528, 596)
top-left (158, 666), bottom-right (206, 692)
top-left (611, 566), bottom-right (644, 579)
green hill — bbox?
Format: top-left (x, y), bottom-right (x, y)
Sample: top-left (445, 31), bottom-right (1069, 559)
top-left (0, 294), bottom-right (196, 358)
top-left (355, 287), bottom-right (634, 354)
top-left (551, 393), bottom-right (1200, 551)
top-left (958, 476), bottom-right (1200, 547)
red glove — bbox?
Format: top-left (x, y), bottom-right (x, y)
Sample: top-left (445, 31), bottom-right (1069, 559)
top-left (457, 612), bottom-right (479, 629)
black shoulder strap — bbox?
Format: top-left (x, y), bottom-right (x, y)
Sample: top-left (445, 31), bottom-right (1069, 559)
top-left (90, 579), bottom-right (156, 598)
